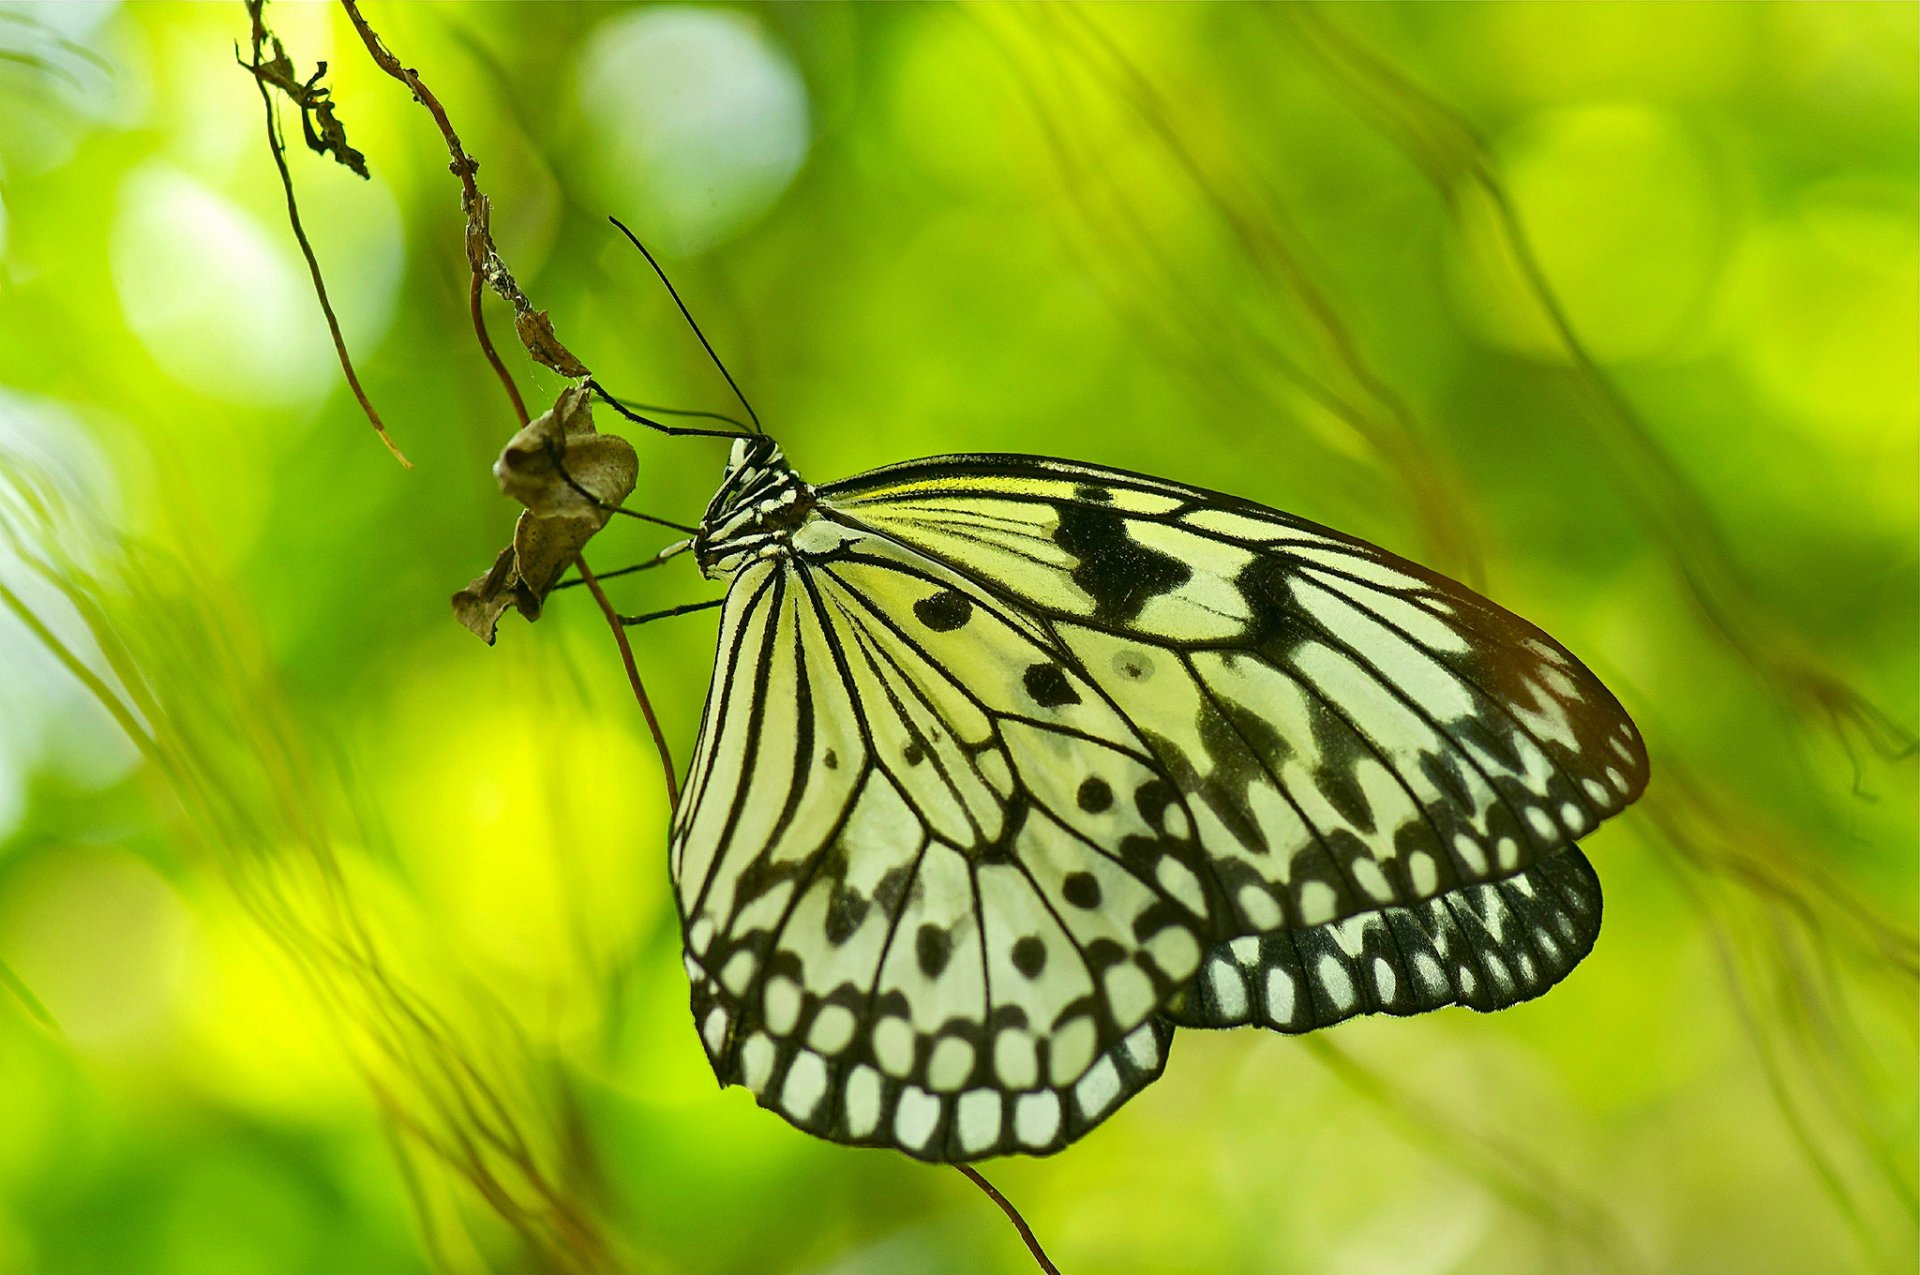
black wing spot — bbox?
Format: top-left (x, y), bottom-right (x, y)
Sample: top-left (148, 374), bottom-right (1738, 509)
top-left (1054, 502), bottom-right (1192, 624)
top-left (1023, 662), bottom-right (1081, 707)
top-left (916, 924), bottom-right (952, 978)
top-left (823, 749), bottom-right (840, 770)
top-left (913, 589), bottom-right (974, 632)
top-left (825, 884), bottom-right (869, 945)
top-left (903, 739), bottom-right (926, 766)
top-left (1074, 484), bottom-right (1113, 503)
top-left (1063, 872), bottom-right (1103, 909)
top-left (1012, 936), bottom-right (1048, 978)
top-left (1077, 776), bottom-right (1114, 813)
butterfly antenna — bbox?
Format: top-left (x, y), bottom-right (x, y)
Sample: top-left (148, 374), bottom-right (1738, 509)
top-left (608, 215), bottom-right (764, 436)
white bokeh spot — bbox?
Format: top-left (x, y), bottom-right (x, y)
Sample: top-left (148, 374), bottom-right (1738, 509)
top-left (576, 8), bottom-right (810, 254)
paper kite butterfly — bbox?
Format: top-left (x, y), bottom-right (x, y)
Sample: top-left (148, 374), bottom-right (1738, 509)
top-left (643, 426), bottom-right (1647, 1164)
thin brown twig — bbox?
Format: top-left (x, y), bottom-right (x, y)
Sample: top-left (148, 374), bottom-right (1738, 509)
top-left (338, 0), bottom-right (588, 382)
top-left (955, 1164), bottom-right (1062, 1275)
top-left (471, 271), bottom-right (529, 427)
top-left (243, 1), bottom-right (410, 468)
top-left (575, 556), bottom-right (679, 811)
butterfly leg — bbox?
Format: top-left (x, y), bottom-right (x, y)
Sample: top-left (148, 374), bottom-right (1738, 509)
top-left (554, 538), bottom-right (694, 591)
top-left (618, 598), bottom-right (725, 627)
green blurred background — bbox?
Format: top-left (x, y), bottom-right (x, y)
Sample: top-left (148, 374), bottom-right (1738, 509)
top-left (0, 3), bottom-right (1913, 1272)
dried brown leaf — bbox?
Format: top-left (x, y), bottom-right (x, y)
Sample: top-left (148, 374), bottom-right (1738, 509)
top-left (450, 388), bottom-right (636, 643)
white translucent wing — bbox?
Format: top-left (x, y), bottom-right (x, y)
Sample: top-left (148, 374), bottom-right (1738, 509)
top-left (675, 452), bottom-right (1646, 1161)
top-left (672, 532), bottom-right (1208, 1161)
top-left (822, 455), bottom-right (1648, 937)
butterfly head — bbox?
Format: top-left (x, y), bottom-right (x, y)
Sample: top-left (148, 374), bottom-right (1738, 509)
top-left (693, 434), bottom-right (816, 578)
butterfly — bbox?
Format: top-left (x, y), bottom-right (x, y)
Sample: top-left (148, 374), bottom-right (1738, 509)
top-left (647, 431), bottom-right (1647, 1164)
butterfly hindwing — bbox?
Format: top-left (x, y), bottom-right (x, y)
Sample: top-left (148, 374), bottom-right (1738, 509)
top-left (1163, 845), bottom-right (1604, 1032)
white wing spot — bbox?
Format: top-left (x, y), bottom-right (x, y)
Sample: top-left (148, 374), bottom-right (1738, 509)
top-left (928, 1036), bottom-right (975, 1091)
top-left (1238, 884), bottom-right (1283, 929)
top-left (844, 1065), bottom-right (882, 1137)
top-left (1208, 960), bottom-right (1248, 1020)
top-left (1560, 801), bottom-right (1586, 832)
top-left (687, 917), bottom-right (713, 955)
top-left (1372, 957), bottom-right (1398, 1002)
top-left (1160, 802), bottom-right (1193, 840)
top-left (1452, 833), bottom-right (1488, 875)
top-left (1409, 851), bottom-right (1439, 896)
top-left (1074, 1056), bottom-right (1122, 1120)
top-left (957, 1089), bottom-right (1003, 1154)
top-left (1605, 766), bottom-right (1628, 795)
top-left (741, 1032), bottom-right (775, 1091)
top-left (1049, 1017), bottom-right (1097, 1085)
top-left (1413, 952), bottom-right (1445, 996)
top-left (994, 1029), bottom-right (1038, 1089)
top-left (1526, 806), bottom-right (1556, 839)
top-left (1147, 927), bottom-right (1201, 979)
top-left (1298, 880), bottom-right (1336, 925)
top-left (1352, 858), bottom-right (1394, 904)
top-left (894, 1086), bottom-right (942, 1152)
top-left (1582, 778), bottom-right (1610, 805)
top-left (763, 976), bottom-right (802, 1035)
top-left (1317, 953), bottom-right (1356, 1012)
top-left (1121, 1021), bottom-right (1161, 1069)
top-left (1015, 1091), bottom-right (1061, 1147)
top-left (702, 1006), bottom-right (730, 1055)
top-left (1229, 935), bottom-right (1262, 968)
top-left (1265, 965), bottom-right (1296, 1025)
top-left (1497, 838), bottom-right (1522, 871)
top-left (1103, 963), bottom-right (1156, 1024)
top-left (809, 1004), bottom-right (856, 1054)
top-left (782, 1051), bottom-right (828, 1120)
top-left (721, 950), bottom-right (756, 996)
top-left (874, 1016), bottom-right (916, 1078)
top-left (1155, 858), bottom-right (1206, 914)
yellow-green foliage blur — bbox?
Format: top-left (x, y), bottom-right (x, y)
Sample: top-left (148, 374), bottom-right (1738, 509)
top-left (0, 4), bottom-right (1914, 1273)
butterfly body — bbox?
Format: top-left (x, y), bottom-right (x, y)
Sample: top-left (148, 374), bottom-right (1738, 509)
top-left (668, 439), bottom-right (1644, 1162)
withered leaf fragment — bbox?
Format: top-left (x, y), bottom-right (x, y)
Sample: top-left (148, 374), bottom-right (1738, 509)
top-left (452, 387), bottom-right (637, 643)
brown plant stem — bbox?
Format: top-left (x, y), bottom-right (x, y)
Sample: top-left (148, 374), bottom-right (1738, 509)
top-left (955, 1164), bottom-right (1062, 1275)
top-left (575, 556), bottom-right (679, 812)
top-left (472, 271), bottom-right (529, 427)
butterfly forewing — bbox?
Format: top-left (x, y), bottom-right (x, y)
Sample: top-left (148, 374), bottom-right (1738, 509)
top-left (823, 456), bottom-right (1647, 934)
top-left (673, 524), bottom-right (1211, 1160)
